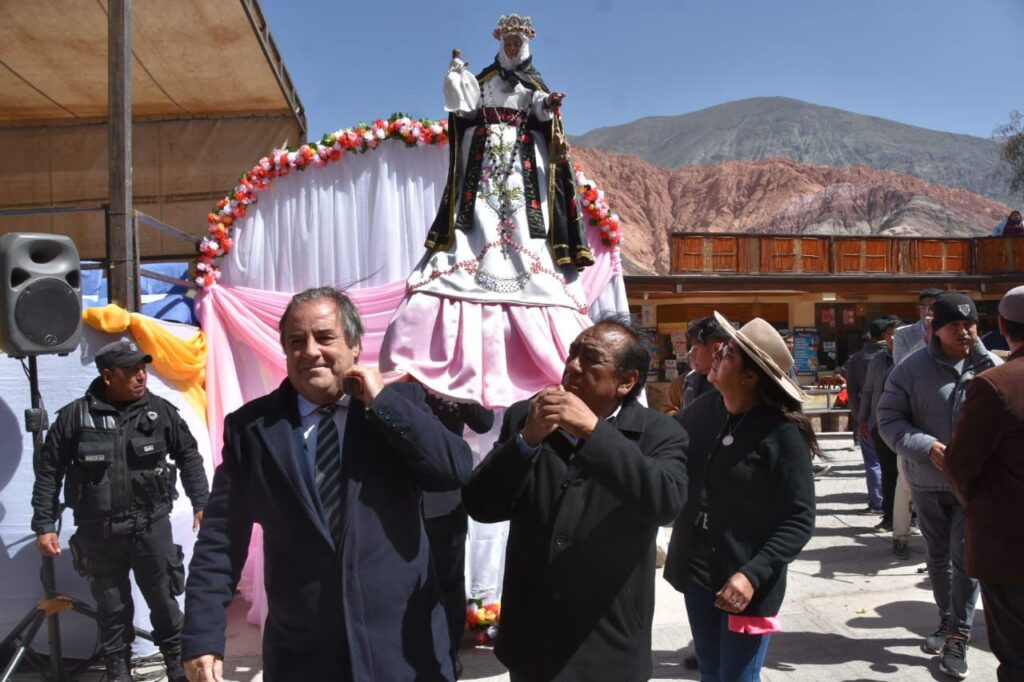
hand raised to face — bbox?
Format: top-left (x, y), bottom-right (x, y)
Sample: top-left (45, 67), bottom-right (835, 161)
top-left (523, 385), bottom-right (600, 444)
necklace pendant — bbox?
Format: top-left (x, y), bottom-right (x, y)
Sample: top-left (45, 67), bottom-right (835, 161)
top-left (722, 434), bottom-right (735, 447)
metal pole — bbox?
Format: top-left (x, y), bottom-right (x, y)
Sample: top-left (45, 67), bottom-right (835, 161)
top-left (29, 356), bottom-right (66, 680)
top-left (107, 0), bottom-right (138, 311)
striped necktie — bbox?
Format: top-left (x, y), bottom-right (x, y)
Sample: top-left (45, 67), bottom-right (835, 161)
top-left (314, 404), bottom-right (344, 549)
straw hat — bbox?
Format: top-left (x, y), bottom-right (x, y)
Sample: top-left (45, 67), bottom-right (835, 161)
top-left (712, 311), bottom-right (808, 403)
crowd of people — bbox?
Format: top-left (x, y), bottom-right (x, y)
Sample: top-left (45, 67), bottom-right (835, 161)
top-left (842, 286), bottom-right (1024, 680)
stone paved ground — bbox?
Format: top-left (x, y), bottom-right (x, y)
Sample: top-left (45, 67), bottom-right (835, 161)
top-left (12, 439), bottom-right (999, 681)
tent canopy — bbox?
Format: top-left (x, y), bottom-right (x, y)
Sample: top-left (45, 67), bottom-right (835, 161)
top-left (0, 0), bottom-right (303, 125)
top-left (0, 0), bottom-right (306, 261)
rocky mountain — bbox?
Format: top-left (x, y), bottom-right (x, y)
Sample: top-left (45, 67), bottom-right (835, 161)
top-left (572, 97), bottom-right (1010, 202)
top-left (572, 147), bottom-right (1011, 276)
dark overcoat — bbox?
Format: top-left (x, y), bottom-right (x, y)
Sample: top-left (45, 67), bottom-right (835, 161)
top-left (463, 397), bottom-right (688, 682)
top-left (182, 380), bottom-right (473, 681)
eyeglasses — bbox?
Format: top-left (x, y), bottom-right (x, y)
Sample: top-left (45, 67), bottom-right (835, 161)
top-left (918, 304), bottom-right (933, 311)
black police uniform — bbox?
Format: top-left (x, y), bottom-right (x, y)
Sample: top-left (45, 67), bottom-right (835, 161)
top-left (31, 375), bottom-right (209, 664)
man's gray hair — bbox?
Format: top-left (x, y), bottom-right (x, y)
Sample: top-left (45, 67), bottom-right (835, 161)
top-left (278, 286), bottom-right (364, 349)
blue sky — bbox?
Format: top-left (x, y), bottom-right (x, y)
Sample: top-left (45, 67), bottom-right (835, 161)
top-left (261, 0), bottom-right (1021, 142)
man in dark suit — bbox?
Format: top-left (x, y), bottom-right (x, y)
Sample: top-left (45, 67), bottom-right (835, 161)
top-left (182, 287), bottom-right (473, 681)
top-left (420, 394), bottom-right (494, 678)
top-left (463, 316), bottom-right (688, 682)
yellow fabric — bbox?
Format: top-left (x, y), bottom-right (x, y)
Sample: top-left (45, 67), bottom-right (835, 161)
top-left (83, 305), bottom-right (206, 421)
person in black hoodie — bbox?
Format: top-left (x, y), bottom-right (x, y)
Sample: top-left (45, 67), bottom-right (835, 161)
top-left (665, 312), bottom-right (817, 681)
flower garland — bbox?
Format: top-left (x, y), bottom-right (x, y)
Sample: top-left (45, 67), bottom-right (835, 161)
top-left (575, 163), bottom-right (623, 272)
top-left (465, 598), bottom-right (501, 645)
top-left (193, 114), bottom-right (624, 287)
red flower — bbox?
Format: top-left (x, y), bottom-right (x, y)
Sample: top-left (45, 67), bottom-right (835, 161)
top-left (474, 153), bottom-right (483, 161)
top-left (464, 191), bottom-right (474, 201)
top-left (531, 199), bottom-right (541, 209)
top-left (583, 188), bottom-right (598, 202)
top-left (523, 160), bottom-right (532, 169)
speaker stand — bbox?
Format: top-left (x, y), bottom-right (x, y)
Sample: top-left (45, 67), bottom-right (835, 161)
top-left (0, 356), bottom-right (153, 681)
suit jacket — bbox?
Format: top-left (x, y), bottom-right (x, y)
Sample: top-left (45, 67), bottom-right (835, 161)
top-left (844, 340), bottom-right (885, 429)
top-left (182, 381), bottom-right (473, 681)
top-left (421, 396), bottom-right (494, 519)
top-left (463, 397), bottom-right (688, 682)
top-left (946, 347), bottom-right (1024, 584)
top-left (893, 322), bottom-right (926, 365)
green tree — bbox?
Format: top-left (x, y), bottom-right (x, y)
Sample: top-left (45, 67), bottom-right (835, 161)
top-left (995, 111), bottom-right (1024, 201)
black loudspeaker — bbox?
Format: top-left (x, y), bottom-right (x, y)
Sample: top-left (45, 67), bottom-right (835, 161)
top-left (0, 233), bottom-right (82, 356)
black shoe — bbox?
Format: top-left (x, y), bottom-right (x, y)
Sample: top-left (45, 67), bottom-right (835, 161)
top-left (103, 654), bottom-right (131, 682)
top-left (922, 618), bottom-right (952, 655)
top-left (454, 653), bottom-right (463, 680)
top-left (857, 506), bottom-right (883, 515)
top-left (812, 463), bottom-right (832, 477)
top-left (874, 520), bottom-right (893, 533)
top-left (939, 635), bottom-right (969, 679)
top-left (893, 539), bottom-right (910, 560)
top-left (683, 654), bottom-right (699, 670)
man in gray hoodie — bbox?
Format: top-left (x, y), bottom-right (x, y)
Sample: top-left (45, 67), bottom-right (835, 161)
top-left (877, 292), bottom-right (1002, 680)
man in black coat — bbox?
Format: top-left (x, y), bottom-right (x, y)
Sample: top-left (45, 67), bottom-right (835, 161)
top-left (463, 316), bottom-right (688, 682)
top-left (421, 394), bottom-right (494, 677)
top-left (182, 287), bottom-right (474, 681)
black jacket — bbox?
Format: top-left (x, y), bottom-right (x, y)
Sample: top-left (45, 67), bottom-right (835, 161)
top-left (664, 392), bottom-right (815, 616)
top-left (421, 394), bottom-right (494, 519)
top-left (463, 397), bottom-right (688, 682)
top-left (31, 377), bottom-right (209, 534)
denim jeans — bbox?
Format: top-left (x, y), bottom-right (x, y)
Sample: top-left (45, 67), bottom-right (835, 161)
top-left (872, 427), bottom-right (898, 525)
top-left (684, 581), bottom-right (771, 682)
top-left (859, 422), bottom-right (882, 510)
top-left (911, 488), bottom-right (979, 637)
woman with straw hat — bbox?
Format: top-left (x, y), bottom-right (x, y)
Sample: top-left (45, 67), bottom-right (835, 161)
top-left (664, 313), bottom-right (818, 680)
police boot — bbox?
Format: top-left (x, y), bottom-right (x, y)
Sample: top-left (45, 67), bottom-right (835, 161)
top-left (103, 653), bottom-right (131, 682)
top-left (161, 647), bottom-right (187, 682)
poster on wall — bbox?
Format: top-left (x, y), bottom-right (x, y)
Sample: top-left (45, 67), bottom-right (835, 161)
top-left (639, 328), bottom-right (661, 380)
top-left (670, 329), bottom-right (689, 357)
top-left (793, 327), bottom-right (820, 376)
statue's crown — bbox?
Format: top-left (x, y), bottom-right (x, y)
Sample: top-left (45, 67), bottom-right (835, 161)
top-left (493, 14), bottom-right (536, 39)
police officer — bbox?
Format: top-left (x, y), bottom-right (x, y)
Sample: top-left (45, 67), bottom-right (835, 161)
top-left (31, 340), bottom-right (209, 682)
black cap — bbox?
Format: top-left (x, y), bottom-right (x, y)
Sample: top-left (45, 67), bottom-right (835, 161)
top-left (869, 318), bottom-right (899, 339)
top-left (931, 293), bottom-right (978, 332)
top-left (95, 340), bottom-right (153, 371)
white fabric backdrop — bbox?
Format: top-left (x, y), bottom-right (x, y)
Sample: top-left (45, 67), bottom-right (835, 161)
top-left (221, 144), bottom-right (450, 291)
top-left (0, 323), bottom-right (213, 658)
